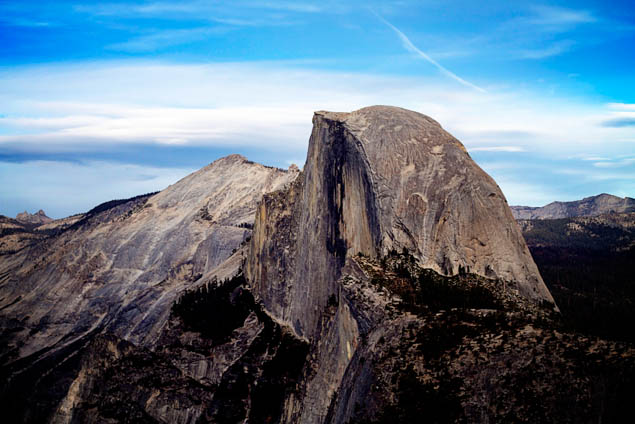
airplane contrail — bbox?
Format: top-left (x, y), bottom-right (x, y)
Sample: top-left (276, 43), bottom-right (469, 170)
top-left (372, 11), bottom-right (486, 93)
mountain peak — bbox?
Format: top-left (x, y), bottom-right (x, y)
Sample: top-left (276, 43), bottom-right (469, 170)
top-left (512, 193), bottom-right (635, 219)
top-left (315, 106), bottom-right (466, 163)
top-left (15, 209), bottom-right (53, 225)
top-left (315, 105), bottom-right (441, 126)
top-left (249, 106), bottom-right (554, 339)
top-left (210, 153), bottom-right (249, 165)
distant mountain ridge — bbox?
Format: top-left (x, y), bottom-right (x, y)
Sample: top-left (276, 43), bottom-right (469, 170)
top-left (14, 209), bottom-right (52, 226)
top-left (0, 213), bottom-right (82, 255)
top-left (511, 193), bottom-right (635, 220)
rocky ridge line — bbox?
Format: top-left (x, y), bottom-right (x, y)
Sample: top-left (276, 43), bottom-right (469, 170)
top-left (511, 193), bottom-right (635, 220)
top-left (15, 210), bottom-right (53, 226)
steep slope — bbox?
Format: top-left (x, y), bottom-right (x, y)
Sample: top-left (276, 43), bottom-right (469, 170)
top-left (0, 154), bottom-right (297, 369)
top-left (248, 106), bottom-right (553, 340)
top-left (511, 193), bottom-right (635, 220)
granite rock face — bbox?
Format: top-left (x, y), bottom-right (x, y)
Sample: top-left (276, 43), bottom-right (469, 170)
top-left (243, 106), bottom-right (562, 423)
top-left (0, 155), bottom-right (297, 367)
top-left (248, 106), bottom-right (554, 340)
top-left (45, 275), bottom-right (310, 424)
top-left (511, 193), bottom-right (635, 220)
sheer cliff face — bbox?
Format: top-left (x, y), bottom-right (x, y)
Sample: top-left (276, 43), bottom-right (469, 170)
top-left (248, 106), bottom-right (554, 338)
top-left (0, 155), bottom-right (297, 364)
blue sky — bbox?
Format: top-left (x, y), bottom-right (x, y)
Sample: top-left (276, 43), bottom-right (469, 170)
top-left (1, 1), bottom-right (634, 218)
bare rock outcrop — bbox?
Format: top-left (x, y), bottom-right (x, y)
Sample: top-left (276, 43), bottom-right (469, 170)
top-left (0, 155), bottom-right (298, 367)
top-left (15, 209), bottom-right (53, 226)
top-left (248, 106), bottom-right (554, 340)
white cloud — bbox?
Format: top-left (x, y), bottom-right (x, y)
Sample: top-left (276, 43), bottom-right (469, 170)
top-left (1, 104), bottom-right (312, 148)
top-left (593, 158), bottom-right (635, 168)
top-left (74, 0), bottom-right (343, 20)
top-left (1, 18), bottom-right (53, 27)
top-left (519, 40), bottom-right (576, 59)
top-left (0, 61), bottom-right (632, 156)
top-left (1, 60), bottom-right (634, 213)
top-left (479, 159), bottom-right (635, 206)
top-left (501, 5), bottom-right (596, 36)
top-left (436, 5), bottom-right (603, 61)
top-left (607, 103), bottom-right (635, 111)
top-left (108, 27), bottom-right (233, 52)
top-left (252, 2), bottom-right (323, 13)
top-left (469, 146), bottom-right (525, 152)
top-left (527, 5), bottom-right (596, 28)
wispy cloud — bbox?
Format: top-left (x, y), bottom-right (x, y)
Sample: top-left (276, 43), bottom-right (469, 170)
top-left (601, 117), bottom-right (635, 128)
top-left (1, 61), bottom-right (634, 213)
top-left (503, 5), bottom-right (596, 35)
top-left (469, 146), bottom-right (526, 152)
top-left (481, 155), bottom-right (635, 206)
top-left (371, 11), bottom-right (486, 93)
top-left (75, 1), bottom-right (309, 27)
top-left (431, 5), bottom-right (602, 62)
top-left (1, 18), bottom-right (54, 27)
top-left (107, 27), bottom-right (232, 52)
top-left (249, 2), bottom-right (323, 13)
top-left (593, 158), bottom-right (635, 168)
top-left (505, 6), bottom-right (594, 60)
top-left (75, 0), bottom-right (333, 20)
top-left (74, 1), bottom-right (205, 16)
top-left (519, 40), bottom-right (576, 59)
top-left (210, 16), bottom-right (295, 27)
top-left (600, 104), bottom-right (635, 127)
top-left (0, 104), bottom-right (311, 147)
top-left (2, 61), bottom-right (633, 156)
top-left (607, 103), bottom-right (635, 111)
top-left (527, 5), bottom-right (596, 28)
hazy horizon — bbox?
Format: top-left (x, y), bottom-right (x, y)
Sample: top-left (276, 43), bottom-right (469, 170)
top-left (1, 1), bottom-right (634, 218)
